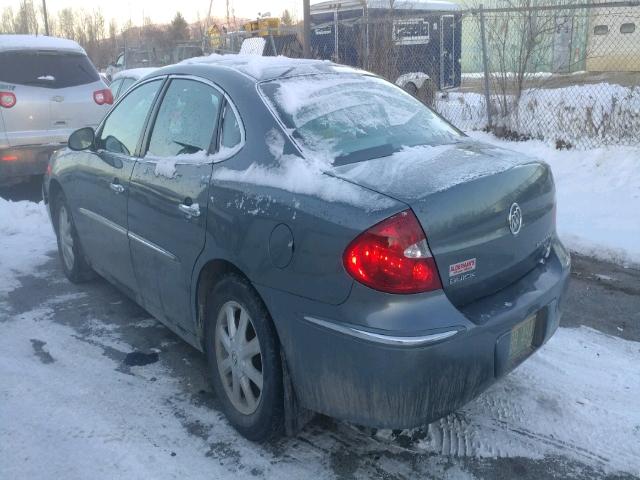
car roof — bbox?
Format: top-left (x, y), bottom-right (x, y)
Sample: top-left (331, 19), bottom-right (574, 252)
top-left (175, 53), bottom-right (365, 82)
top-left (0, 34), bottom-right (86, 54)
top-left (112, 67), bottom-right (159, 81)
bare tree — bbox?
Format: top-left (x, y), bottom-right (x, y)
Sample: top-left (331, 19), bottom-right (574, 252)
top-left (480, 0), bottom-right (558, 127)
top-left (15, 0), bottom-right (39, 34)
top-left (1, 7), bottom-right (18, 33)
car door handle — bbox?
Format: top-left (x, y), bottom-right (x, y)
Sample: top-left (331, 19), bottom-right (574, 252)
top-left (110, 182), bottom-right (125, 194)
top-left (178, 202), bottom-right (200, 218)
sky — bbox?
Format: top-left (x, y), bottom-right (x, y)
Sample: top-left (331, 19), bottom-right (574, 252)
top-left (5, 0), bottom-right (305, 27)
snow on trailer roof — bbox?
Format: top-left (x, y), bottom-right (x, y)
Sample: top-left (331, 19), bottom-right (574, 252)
top-left (311, 0), bottom-right (460, 12)
top-left (180, 53), bottom-right (359, 81)
top-left (0, 34), bottom-right (86, 54)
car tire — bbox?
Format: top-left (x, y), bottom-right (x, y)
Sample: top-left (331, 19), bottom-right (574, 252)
top-left (205, 274), bottom-right (284, 441)
top-left (53, 192), bottom-right (94, 283)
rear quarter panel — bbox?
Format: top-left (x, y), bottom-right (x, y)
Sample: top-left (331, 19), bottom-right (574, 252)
top-left (186, 66), bottom-right (406, 308)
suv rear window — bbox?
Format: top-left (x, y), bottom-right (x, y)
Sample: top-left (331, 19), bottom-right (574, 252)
top-left (0, 51), bottom-right (100, 88)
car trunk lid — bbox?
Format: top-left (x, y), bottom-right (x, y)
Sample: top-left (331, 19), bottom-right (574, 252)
top-left (331, 141), bottom-right (556, 307)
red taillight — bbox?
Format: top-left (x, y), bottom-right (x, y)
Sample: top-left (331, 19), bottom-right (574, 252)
top-left (2, 154), bottom-right (18, 161)
top-left (343, 209), bottom-right (442, 294)
top-left (93, 89), bottom-right (113, 105)
top-left (0, 91), bottom-right (16, 108)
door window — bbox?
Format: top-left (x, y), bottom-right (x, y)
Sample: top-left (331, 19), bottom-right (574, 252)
top-left (97, 79), bottom-right (162, 156)
top-left (220, 104), bottom-right (242, 150)
top-left (147, 79), bottom-right (222, 158)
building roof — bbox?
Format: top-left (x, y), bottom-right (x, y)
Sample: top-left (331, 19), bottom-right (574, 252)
top-left (0, 35), bottom-right (86, 54)
top-left (311, 0), bottom-right (460, 13)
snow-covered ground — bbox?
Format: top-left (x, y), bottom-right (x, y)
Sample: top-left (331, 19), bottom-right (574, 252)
top-left (467, 132), bottom-right (640, 266)
top-left (1, 183), bottom-right (639, 478)
top-left (0, 197), bottom-right (55, 295)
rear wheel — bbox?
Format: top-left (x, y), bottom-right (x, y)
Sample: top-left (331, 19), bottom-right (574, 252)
top-left (53, 193), bottom-right (94, 283)
top-left (205, 274), bottom-right (284, 441)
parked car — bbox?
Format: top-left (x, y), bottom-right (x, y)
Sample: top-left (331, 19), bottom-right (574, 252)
top-left (0, 35), bottom-right (111, 186)
top-left (108, 68), bottom-right (158, 100)
top-left (106, 49), bottom-right (164, 81)
top-left (43, 56), bottom-right (570, 442)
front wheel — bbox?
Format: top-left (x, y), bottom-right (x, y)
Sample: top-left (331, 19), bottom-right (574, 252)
top-left (205, 274), bottom-right (284, 441)
top-left (53, 193), bottom-right (94, 283)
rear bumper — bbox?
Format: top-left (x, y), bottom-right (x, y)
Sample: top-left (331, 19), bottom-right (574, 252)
top-left (257, 238), bottom-right (571, 429)
top-left (0, 144), bottom-right (64, 184)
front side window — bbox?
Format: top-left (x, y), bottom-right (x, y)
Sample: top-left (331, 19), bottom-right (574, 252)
top-left (147, 79), bottom-right (222, 158)
top-left (260, 73), bottom-right (460, 165)
top-left (98, 79), bottom-right (162, 155)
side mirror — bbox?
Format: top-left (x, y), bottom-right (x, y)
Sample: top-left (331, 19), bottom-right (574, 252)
top-left (68, 127), bottom-right (95, 151)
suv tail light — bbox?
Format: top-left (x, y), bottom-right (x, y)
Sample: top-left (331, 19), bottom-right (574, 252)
top-left (93, 89), bottom-right (113, 105)
top-left (343, 209), bottom-right (442, 294)
top-left (0, 91), bottom-right (16, 108)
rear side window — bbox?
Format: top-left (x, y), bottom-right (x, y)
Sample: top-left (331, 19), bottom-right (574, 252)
top-left (0, 51), bottom-right (100, 88)
top-left (109, 78), bottom-right (123, 98)
top-left (147, 79), bottom-right (222, 158)
top-left (220, 104), bottom-right (242, 150)
top-left (98, 79), bottom-right (162, 156)
top-left (119, 78), bottom-right (135, 97)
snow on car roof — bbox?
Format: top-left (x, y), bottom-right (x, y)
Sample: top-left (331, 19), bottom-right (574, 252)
top-left (0, 34), bottom-right (86, 54)
top-left (311, 0), bottom-right (460, 12)
top-left (112, 68), bottom-right (159, 81)
top-left (180, 53), bottom-right (356, 81)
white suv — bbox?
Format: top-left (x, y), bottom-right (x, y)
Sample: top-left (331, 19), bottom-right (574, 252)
top-left (0, 35), bottom-right (112, 185)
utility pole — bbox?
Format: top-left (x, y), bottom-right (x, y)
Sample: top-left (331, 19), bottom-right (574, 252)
top-left (42, 0), bottom-right (49, 35)
top-left (302, 0), bottom-right (311, 58)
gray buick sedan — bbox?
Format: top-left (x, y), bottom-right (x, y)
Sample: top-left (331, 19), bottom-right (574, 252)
top-left (43, 56), bottom-right (570, 441)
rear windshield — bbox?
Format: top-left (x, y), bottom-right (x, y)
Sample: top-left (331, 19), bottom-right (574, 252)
top-left (0, 51), bottom-right (100, 89)
top-left (260, 73), bottom-right (461, 165)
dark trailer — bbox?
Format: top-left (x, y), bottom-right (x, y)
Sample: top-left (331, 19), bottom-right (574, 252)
top-left (310, 0), bottom-right (462, 91)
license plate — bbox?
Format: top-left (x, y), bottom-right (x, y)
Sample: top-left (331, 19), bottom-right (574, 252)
top-left (509, 313), bottom-right (537, 364)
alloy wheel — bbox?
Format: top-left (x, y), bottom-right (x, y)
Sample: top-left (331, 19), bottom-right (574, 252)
top-left (58, 206), bottom-right (75, 271)
top-left (215, 301), bottom-right (264, 415)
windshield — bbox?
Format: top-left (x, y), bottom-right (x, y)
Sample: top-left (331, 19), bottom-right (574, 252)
top-left (260, 73), bottom-right (462, 164)
top-left (0, 51), bottom-right (99, 88)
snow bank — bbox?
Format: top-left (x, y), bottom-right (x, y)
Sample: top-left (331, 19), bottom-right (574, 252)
top-left (468, 132), bottom-right (640, 266)
top-left (0, 199), bottom-right (56, 295)
top-left (438, 83), bottom-right (640, 148)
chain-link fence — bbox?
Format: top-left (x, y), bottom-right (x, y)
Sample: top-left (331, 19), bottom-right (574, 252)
top-left (211, 1), bottom-right (639, 149)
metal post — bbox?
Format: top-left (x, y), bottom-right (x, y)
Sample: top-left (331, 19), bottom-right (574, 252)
top-left (303, 0), bottom-right (311, 58)
top-left (42, 0), bottom-right (49, 35)
top-left (479, 5), bottom-right (493, 129)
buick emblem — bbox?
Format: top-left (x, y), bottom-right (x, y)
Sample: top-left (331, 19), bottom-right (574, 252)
top-left (508, 203), bottom-right (523, 235)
